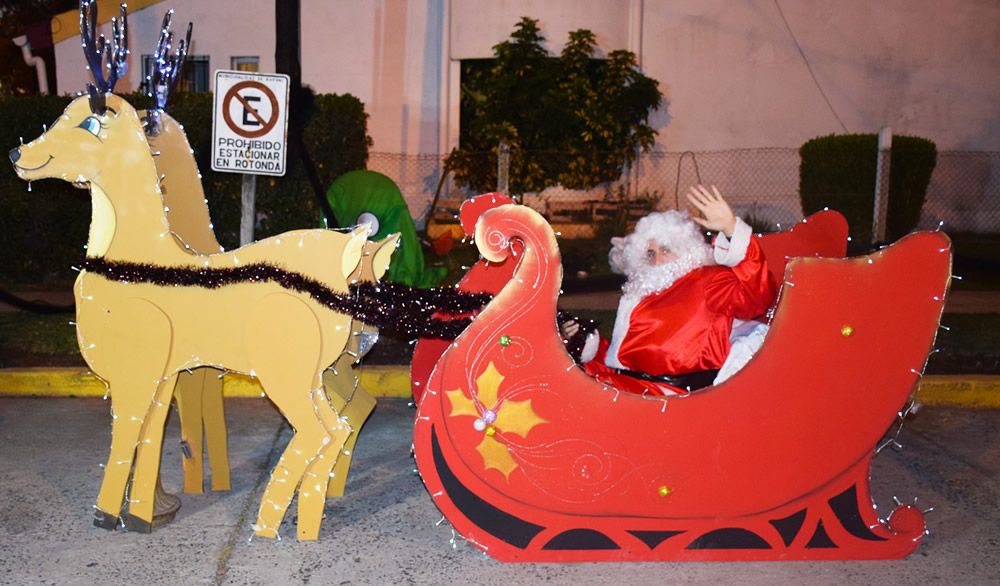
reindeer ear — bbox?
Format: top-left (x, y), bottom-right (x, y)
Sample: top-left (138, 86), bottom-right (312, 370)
top-left (341, 227), bottom-right (368, 280)
top-left (371, 233), bottom-right (400, 280)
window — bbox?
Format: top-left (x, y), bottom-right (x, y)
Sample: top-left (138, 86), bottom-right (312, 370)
top-left (180, 56), bottom-right (210, 92)
top-left (140, 54), bottom-right (210, 94)
top-left (231, 56), bottom-right (259, 72)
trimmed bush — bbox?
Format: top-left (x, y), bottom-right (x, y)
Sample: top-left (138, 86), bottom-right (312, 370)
top-left (800, 133), bottom-right (936, 244)
top-left (0, 91), bottom-right (369, 283)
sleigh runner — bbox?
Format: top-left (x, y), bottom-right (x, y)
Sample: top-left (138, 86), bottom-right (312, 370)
top-left (412, 195), bottom-right (950, 562)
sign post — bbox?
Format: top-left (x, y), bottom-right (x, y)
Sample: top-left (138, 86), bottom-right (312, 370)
top-left (212, 70), bottom-right (290, 245)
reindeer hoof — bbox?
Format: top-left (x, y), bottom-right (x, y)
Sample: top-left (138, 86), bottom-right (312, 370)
top-left (93, 508), bottom-right (119, 531)
top-left (122, 513), bottom-right (153, 533)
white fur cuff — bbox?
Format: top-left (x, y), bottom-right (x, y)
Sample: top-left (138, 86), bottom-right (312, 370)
top-left (580, 331), bottom-right (600, 363)
top-left (714, 217), bottom-right (752, 267)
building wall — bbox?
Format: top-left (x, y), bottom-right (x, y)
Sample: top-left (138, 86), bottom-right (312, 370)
top-left (300, 0), bottom-right (1000, 153)
top-left (52, 0), bottom-right (1000, 152)
top-left (53, 0), bottom-right (276, 97)
top-left (638, 0), bottom-right (1000, 151)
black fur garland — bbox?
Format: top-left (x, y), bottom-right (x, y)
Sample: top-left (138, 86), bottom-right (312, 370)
top-left (79, 257), bottom-right (600, 352)
top-left (80, 257), bottom-right (490, 339)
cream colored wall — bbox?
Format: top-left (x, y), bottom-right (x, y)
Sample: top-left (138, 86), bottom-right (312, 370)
top-left (53, 0), bottom-right (1000, 152)
top-left (54, 0), bottom-right (277, 97)
top-left (303, 0), bottom-right (447, 156)
top-left (639, 0), bottom-right (1000, 151)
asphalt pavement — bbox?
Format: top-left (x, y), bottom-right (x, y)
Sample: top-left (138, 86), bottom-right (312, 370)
top-left (0, 396), bottom-right (997, 585)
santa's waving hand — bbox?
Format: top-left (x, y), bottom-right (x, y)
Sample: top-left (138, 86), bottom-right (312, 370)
top-left (687, 184), bottom-right (736, 238)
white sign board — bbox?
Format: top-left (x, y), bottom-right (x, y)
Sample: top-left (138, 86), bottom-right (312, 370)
top-left (211, 70), bottom-right (290, 176)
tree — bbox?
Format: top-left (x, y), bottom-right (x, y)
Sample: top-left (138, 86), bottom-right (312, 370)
top-left (448, 17), bottom-right (662, 195)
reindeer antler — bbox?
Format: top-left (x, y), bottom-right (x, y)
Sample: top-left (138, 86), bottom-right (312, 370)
top-left (145, 9), bottom-right (192, 134)
top-left (80, 0), bottom-right (130, 113)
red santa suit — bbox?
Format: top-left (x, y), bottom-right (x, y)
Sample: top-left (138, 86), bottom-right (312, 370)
top-left (581, 218), bottom-right (776, 396)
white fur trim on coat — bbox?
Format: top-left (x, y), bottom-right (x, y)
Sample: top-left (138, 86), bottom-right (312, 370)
top-left (714, 217), bottom-right (752, 267)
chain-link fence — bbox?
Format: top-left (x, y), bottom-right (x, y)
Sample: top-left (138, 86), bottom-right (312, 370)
top-left (368, 148), bottom-right (1000, 235)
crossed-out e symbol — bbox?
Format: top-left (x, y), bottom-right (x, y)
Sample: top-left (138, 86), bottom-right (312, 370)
top-left (242, 96), bottom-right (261, 127)
top-left (222, 80), bottom-right (279, 139)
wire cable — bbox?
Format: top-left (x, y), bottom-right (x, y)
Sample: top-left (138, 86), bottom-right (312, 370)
top-left (773, 0), bottom-right (849, 133)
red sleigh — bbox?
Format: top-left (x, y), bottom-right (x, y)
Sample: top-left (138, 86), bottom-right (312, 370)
top-left (411, 194), bottom-right (951, 562)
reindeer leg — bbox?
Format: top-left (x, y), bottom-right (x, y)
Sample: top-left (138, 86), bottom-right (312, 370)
top-left (322, 361), bottom-right (376, 498)
top-left (174, 369), bottom-right (206, 493)
top-left (94, 396), bottom-right (147, 530)
top-left (124, 373), bottom-right (178, 532)
top-left (245, 294), bottom-right (329, 539)
top-left (91, 299), bottom-right (172, 530)
top-left (298, 372), bottom-right (352, 539)
top-left (201, 367), bottom-right (230, 491)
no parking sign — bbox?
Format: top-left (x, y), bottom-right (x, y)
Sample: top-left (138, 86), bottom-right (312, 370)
top-left (211, 70), bottom-right (290, 176)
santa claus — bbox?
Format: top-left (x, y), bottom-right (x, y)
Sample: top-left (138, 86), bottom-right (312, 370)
top-left (571, 185), bottom-right (777, 396)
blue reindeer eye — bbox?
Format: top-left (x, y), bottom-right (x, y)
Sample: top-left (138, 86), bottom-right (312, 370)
top-left (78, 116), bottom-right (102, 137)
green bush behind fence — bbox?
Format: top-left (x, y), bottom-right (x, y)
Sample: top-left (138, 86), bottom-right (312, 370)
top-left (800, 133), bottom-right (936, 244)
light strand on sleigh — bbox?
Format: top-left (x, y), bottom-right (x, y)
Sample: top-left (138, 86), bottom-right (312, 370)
top-left (875, 256), bottom-right (957, 458)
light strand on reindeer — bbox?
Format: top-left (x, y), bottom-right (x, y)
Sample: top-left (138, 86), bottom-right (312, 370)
top-left (80, 0), bottom-right (127, 116)
top-left (144, 9), bottom-right (190, 137)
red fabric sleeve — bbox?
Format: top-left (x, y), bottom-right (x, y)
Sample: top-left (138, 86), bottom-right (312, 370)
top-left (704, 235), bottom-right (777, 320)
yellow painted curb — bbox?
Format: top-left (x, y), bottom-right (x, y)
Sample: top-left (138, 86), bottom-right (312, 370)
top-left (1, 368), bottom-right (997, 407)
top-left (221, 367), bottom-right (412, 399)
top-left (0, 367), bottom-right (110, 397)
top-left (0, 366), bottom-right (413, 399)
top-left (916, 375), bottom-right (1000, 408)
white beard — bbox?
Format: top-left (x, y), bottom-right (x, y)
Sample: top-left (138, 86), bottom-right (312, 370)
top-left (621, 253), bottom-right (712, 302)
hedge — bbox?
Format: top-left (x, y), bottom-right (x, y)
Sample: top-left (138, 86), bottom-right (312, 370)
top-left (799, 133), bottom-right (936, 244)
top-left (0, 90), bottom-right (370, 284)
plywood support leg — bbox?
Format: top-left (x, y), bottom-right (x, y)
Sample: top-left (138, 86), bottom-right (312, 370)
top-left (175, 369), bottom-right (205, 494)
top-left (201, 368), bottom-right (230, 491)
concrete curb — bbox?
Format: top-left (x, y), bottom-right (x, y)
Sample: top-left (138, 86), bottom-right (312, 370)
top-left (1, 367), bottom-right (998, 407)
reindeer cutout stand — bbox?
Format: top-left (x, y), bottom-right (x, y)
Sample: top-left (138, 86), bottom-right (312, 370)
top-left (9, 2), bottom-right (394, 540)
top-left (139, 9), bottom-right (384, 500)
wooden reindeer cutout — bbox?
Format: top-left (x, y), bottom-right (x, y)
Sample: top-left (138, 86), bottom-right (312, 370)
top-left (9, 2), bottom-right (392, 540)
top-left (138, 8), bottom-right (389, 499)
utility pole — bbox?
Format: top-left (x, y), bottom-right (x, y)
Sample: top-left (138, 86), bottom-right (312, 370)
top-left (274, 0), bottom-right (338, 228)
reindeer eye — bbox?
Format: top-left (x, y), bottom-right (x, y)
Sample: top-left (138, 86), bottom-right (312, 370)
top-left (78, 116), bottom-right (103, 137)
